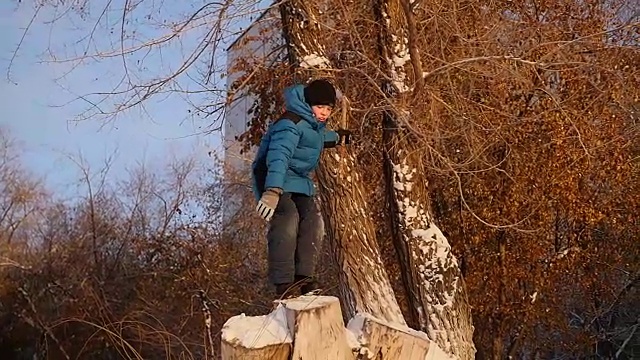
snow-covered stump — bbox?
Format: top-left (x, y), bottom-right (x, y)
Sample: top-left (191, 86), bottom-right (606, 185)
top-left (280, 295), bottom-right (355, 360)
top-left (222, 295), bottom-right (453, 360)
top-left (220, 304), bottom-right (292, 359)
top-left (348, 312), bottom-right (454, 360)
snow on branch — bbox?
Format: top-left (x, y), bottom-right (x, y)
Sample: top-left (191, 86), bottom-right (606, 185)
top-left (300, 53), bottom-right (331, 69)
top-left (381, 7), bottom-right (412, 93)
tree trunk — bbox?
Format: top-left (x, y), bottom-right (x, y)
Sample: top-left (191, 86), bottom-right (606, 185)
top-left (375, 0), bottom-right (476, 358)
top-left (382, 129), bottom-right (476, 359)
top-left (278, 0), bottom-right (406, 325)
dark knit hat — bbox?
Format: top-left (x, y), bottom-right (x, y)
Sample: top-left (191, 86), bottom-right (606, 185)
top-left (304, 79), bottom-right (336, 107)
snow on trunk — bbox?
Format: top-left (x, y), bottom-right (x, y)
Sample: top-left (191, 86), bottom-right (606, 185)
top-left (278, 0), bottom-right (406, 325)
top-left (376, 0), bottom-right (476, 358)
top-left (387, 155), bottom-right (475, 359)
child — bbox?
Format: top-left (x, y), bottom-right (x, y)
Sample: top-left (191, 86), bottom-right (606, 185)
top-left (251, 79), bottom-right (351, 297)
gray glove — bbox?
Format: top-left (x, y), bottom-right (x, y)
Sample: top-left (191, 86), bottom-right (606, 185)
top-left (256, 188), bottom-right (282, 221)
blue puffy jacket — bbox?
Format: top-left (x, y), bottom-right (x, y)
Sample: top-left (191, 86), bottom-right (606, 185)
top-left (251, 84), bottom-right (339, 199)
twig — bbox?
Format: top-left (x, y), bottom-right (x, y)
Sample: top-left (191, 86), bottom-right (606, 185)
top-left (615, 320), bottom-right (638, 359)
top-left (423, 55), bottom-right (545, 81)
top-left (588, 272), bottom-right (640, 329)
top-left (197, 290), bottom-right (216, 360)
top-left (7, 5), bottom-right (43, 84)
top-left (0, 257), bottom-right (31, 270)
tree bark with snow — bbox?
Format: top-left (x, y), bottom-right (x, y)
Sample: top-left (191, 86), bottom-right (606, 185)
top-left (277, 1), bottom-right (405, 325)
top-left (374, 0), bottom-right (476, 358)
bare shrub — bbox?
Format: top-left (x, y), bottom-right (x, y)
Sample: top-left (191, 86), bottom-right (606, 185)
top-left (0, 133), bottom-right (278, 359)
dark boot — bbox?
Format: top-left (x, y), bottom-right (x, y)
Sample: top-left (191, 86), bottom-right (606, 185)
top-left (295, 275), bottom-right (319, 295)
top-left (275, 283), bottom-right (297, 299)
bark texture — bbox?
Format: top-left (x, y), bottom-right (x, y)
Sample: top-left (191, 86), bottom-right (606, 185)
top-left (278, 0), bottom-right (406, 325)
top-left (375, 0), bottom-right (476, 358)
top-left (283, 296), bottom-right (355, 359)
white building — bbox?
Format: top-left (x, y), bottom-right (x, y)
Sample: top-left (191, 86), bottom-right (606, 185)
top-left (223, 5), bottom-right (286, 223)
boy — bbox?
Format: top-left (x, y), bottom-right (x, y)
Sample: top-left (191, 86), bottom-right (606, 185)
top-left (251, 79), bottom-right (350, 297)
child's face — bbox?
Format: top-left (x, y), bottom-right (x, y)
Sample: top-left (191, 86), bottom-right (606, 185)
top-left (311, 105), bottom-right (333, 122)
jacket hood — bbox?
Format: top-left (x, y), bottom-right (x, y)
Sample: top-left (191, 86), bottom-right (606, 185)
top-left (283, 84), bottom-right (325, 129)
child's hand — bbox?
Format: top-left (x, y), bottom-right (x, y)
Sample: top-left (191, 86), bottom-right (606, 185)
top-left (256, 188), bottom-right (281, 221)
top-left (337, 129), bottom-right (352, 145)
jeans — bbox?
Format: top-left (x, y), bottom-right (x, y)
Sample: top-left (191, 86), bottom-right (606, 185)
top-left (266, 192), bottom-right (323, 284)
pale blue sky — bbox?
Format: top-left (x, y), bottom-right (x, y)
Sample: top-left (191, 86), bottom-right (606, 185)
top-left (0, 1), bottom-right (246, 199)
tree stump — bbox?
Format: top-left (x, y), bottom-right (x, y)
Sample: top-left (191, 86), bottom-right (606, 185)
top-left (280, 295), bottom-right (355, 360)
top-left (347, 312), bottom-right (454, 360)
top-left (220, 304), bottom-right (292, 359)
top-left (221, 295), bottom-right (454, 360)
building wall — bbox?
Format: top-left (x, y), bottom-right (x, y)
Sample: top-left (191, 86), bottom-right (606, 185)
top-left (223, 6), bottom-right (285, 224)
